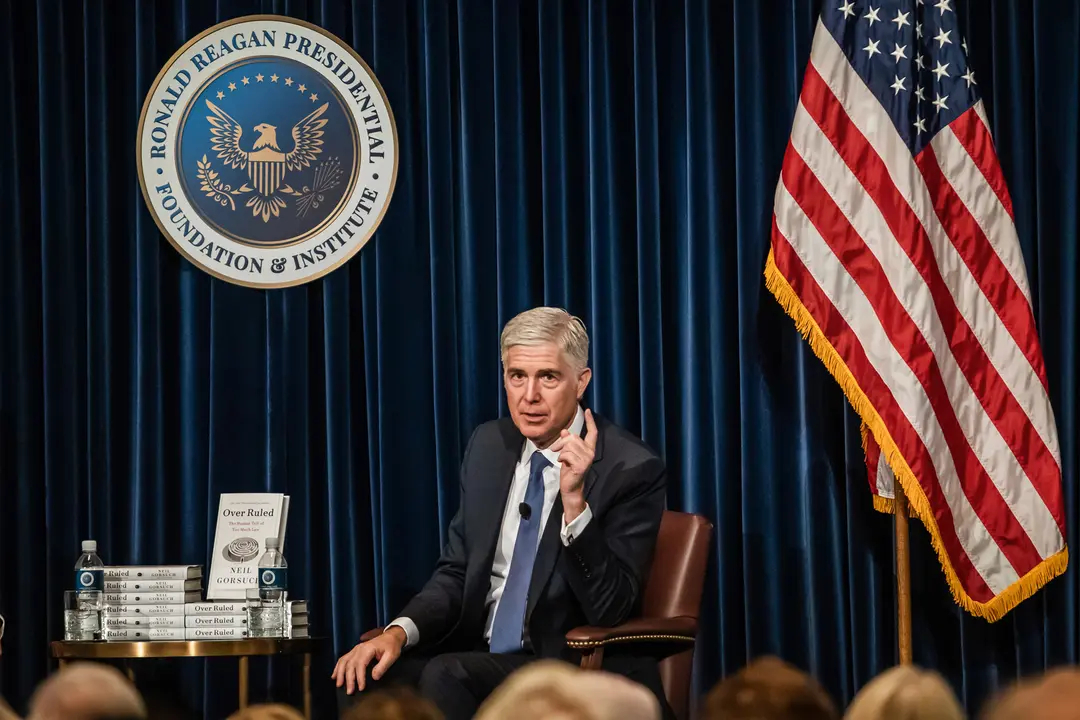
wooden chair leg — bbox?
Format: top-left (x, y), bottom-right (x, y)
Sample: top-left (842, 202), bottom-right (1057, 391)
top-left (578, 646), bottom-right (605, 670)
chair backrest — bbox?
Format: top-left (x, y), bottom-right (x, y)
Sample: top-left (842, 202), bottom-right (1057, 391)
top-left (639, 510), bottom-right (712, 720)
top-left (641, 510), bottom-right (713, 620)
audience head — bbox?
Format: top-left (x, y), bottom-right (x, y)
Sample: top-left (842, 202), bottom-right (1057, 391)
top-left (226, 703), bottom-right (304, 720)
top-left (845, 665), bottom-right (963, 720)
top-left (340, 687), bottom-right (443, 720)
top-left (28, 661), bottom-right (146, 720)
top-left (474, 659), bottom-right (660, 720)
top-left (981, 667), bottom-right (1080, 720)
top-left (701, 656), bottom-right (838, 720)
top-left (500, 307), bottom-right (592, 448)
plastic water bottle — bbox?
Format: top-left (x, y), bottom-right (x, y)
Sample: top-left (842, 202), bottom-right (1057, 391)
top-left (74, 540), bottom-right (104, 592)
top-left (254, 537), bottom-right (287, 637)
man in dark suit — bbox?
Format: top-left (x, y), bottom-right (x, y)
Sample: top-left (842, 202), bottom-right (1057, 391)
top-left (333, 307), bottom-right (669, 719)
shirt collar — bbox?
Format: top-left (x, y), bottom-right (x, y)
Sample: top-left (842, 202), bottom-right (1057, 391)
top-left (521, 405), bottom-right (585, 467)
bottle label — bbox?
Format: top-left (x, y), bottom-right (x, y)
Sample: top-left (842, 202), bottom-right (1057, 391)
top-left (75, 569), bottom-right (104, 592)
top-left (258, 567), bottom-right (287, 591)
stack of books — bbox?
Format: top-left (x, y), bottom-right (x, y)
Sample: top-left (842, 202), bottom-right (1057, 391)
top-left (286, 600), bottom-right (309, 638)
top-left (101, 565), bottom-right (309, 641)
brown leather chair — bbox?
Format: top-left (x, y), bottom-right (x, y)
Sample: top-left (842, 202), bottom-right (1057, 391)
top-left (359, 510), bottom-right (713, 720)
top-left (565, 510), bottom-right (713, 720)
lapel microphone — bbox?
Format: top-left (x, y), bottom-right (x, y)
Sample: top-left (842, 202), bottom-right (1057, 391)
top-left (519, 502), bottom-right (532, 520)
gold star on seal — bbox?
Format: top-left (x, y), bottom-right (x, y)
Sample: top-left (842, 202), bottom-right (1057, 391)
top-left (255, 73), bottom-right (264, 82)
top-left (298, 83), bottom-right (307, 93)
top-left (241, 76), bottom-right (250, 85)
top-left (284, 77), bottom-right (293, 86)
top-left (310, 93), bottom-right (318, 102)
top-left (270, 74), bottom-right (279, 82)
top-left (228, 82), bottom-right (236, 91)
top-left (216, 91), bottom-right (225, 99)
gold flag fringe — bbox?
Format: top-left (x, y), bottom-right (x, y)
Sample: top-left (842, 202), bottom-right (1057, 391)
top-left (764, 249), bottom-right (1068, 622)
top-left (860, 422), bottom-right (912, 516)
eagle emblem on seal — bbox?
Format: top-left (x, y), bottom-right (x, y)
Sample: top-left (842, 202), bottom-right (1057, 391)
top-left (204, 99), bottom-right (329, 222)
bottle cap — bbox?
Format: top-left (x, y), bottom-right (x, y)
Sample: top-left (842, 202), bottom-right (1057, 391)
top-left (82, 540), bottom-right (97, 553)
top-left (266, 537), bottom-right (279, 550)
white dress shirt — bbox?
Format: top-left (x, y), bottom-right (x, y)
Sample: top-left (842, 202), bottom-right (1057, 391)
top-left (389, 405), bottom-right (593, 648)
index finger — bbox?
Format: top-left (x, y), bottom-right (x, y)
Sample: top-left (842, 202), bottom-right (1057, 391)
top-left (584, 409), bottom-right (598, 449)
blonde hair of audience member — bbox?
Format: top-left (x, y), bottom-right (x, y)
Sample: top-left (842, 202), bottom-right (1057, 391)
top-left (980, 667), bottom-right (1080, 720)
top-left (340, 687), bottom-right (443, 720)
top-left (28, 661), bottom-right (146, 720)
top-left (702, 656), bottom-right (838, 720)
top-left (474, 660), bottom-right (660, 720)
top-left (226, 703), bottom-right (305, 720)
top-left (845, 666), bottom-right (964, 720)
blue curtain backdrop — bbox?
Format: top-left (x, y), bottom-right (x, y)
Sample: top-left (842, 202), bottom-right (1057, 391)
top-left (1, 0), bottom-right (1077, 717)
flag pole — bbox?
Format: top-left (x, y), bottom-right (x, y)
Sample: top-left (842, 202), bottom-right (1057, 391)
top-left (895, 489), bottom-right (913, 664)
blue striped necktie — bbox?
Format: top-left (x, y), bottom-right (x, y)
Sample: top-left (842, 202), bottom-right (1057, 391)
top-left (489, 451), bottom-right (550, 653)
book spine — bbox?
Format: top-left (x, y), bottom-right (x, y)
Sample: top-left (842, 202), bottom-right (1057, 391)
top-left (185, 614), bottom-right (247, 628)
top-left (104, 628), bottom-right (187, 641)
top-left (185, 627), bottom-right (248, 640)
top-left (103, 592), bottom-right (198, 605)
top-left (102, 615), bottom-right (185, 629)
top-left (104, 579), bottom-right (199, 592)
top-left (104, 567), bottom-right (201, 580)
top-left (185, 602), bottom-right (247, 614)
top-left (102, 604), bottom-right (186, 616)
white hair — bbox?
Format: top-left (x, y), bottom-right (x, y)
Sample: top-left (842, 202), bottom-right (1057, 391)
top-left (29, 661), bottom-right (147, 720)
top-left (500, 307), bottom-right (589, 371)
top-left (475, 660), bottom-right (660, 720)
top-left (845, 666), bottom-right (964, 720)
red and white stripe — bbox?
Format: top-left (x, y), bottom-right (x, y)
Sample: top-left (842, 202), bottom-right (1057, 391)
top-left (771, 20), bottom-right (1064, 610)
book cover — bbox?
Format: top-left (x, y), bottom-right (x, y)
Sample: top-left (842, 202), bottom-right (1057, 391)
top-left (206, 493), bottom-right (289, 599)
top-left (104, 566), bottom-right (203, 580)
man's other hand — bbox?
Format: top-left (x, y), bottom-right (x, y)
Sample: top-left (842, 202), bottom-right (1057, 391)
top-left (331, 625), bottom-right (407, 695)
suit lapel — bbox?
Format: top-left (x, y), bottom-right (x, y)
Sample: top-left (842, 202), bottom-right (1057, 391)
top-left (472, 421), bottom-right (523, 591)
top-left (525, 412), bottom-right (606, 621)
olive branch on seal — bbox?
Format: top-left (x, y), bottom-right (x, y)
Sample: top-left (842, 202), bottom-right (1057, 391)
top-left (280, 157), bottom-right (343, 219)
top-left (197, 155), bottom-right (252, 211)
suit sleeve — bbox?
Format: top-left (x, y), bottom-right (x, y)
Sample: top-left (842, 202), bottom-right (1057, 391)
top-left (559, 456), bottom-right (666, 627)
top-left (392, 428), bottom-right (477, 648)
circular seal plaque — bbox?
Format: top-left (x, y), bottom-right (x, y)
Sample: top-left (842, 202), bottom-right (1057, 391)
top-left (137, 16), bottom-right (398, 288)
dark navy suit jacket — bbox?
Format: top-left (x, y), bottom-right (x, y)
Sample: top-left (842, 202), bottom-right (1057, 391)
top-left (397, 413), bottom-right (667, 661)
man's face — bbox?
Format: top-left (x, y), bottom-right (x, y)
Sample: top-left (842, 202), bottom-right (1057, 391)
top-left (503, 342), bottom-right (592, 449)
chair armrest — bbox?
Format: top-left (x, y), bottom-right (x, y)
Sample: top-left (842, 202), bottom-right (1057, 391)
top-left (360, 627), bottom-right (384, 643)
top-left (564, 616), bottom-right (697, 649)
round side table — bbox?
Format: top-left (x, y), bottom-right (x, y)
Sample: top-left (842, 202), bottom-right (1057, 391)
top-left (51, 637), bottom-right (321, 719)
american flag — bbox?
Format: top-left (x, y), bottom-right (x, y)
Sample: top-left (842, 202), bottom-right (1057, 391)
top-left (765, 0), bottom-right (1066, 620)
